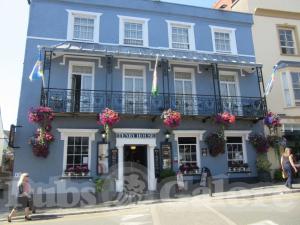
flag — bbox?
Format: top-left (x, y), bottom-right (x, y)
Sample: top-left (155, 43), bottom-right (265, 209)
top-left (29, 60), bottom-right (44, 81)
top-left (151, 55), bottom-right (159, 96)
top-left (264, 64), bottom-right (278, 96)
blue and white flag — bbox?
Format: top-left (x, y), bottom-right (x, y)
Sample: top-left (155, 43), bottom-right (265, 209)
top-left (29, 60), bottom-right (44, 81)
top-left (264, 64), bottom-right (279, 96)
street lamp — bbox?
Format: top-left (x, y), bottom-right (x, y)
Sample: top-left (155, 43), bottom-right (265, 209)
top-left (165, 131), bottom-right (170, 142)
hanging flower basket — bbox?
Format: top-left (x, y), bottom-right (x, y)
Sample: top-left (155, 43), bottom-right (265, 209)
top-left (97, 108), bottom-right (120, 141)
top-left (214, 112), bottom-right (236, 127)
top-left (161, 109), bottom-right (181, 128)
top-left (28, 106), bottom-right (55, 158)
top-left (249, 133), bottom-right (269, 153)
top-left (204, 131), bottom-right (226, 157)
top-left (264, 112), bottom-right (281, 134)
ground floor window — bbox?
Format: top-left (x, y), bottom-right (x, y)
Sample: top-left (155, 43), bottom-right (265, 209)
top-left (226, 136), bottom-right (245, 171)
top-left (178, 137), bottom-right (199, 174)
top-left (66, 136), bottom-right (89, 174)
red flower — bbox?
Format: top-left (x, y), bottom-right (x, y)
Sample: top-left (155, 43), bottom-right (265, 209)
top-left (161, 109), bottom-right (181, 128)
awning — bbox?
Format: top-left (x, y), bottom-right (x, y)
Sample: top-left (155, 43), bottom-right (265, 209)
top-left (42, 41), bottom-right (260, 67)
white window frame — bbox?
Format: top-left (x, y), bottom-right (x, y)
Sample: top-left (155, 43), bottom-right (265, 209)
top-left (166, 20), bottom-right (196, 51)
top-left (173, 130), bottom-right (205, 169)
top-left (118, 15), bottom-right (149, 47)
top-left (58, 129), bottom-right (98, 176)
top-left (219, 70), bottom-right (241, 97)
top-left (278, 28), bottom-right (297, 55)
top-left (67, 9), bottom-right (102, 43)
top-left (224, 131), bottom-right (251, 169)
top-left (67, 61), bottom-right (95, 112)
top-left (122, 64), bottom-right (147, 114)
top-left (210, 25), bottom-right (237, 55)
top-left (280, 69), bottom-right (300, 107)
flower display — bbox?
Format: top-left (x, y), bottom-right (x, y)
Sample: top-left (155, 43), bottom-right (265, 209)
top-left (97, 108), bottom-right (120, 127)
top-left (249, 133), bottom-right (269, 153)
top-left (28, 106), bottom-right (54, 125)
top-left (204, 131), bottom-right (226, 157)
top-left (65, 164), bottom-right (89, 176)
top-left (214, 112), bottom-right (236, 126)
top-left (28, 106), bottom-right (55, 158)
top-left (97, 108), bottom-right (120, 141)
top-left (161, 109), bottom-right (181, 128)
top-left (264, 112), bottom-right (281, 134)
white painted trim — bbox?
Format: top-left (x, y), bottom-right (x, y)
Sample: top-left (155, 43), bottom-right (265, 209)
top-left (58, 128), bottom-right (98, 176)
top-left (173, 67), bottom-right (197, 114)
top-left (60, 55), bottom-right (103, 68)
top-left (219, 70), bottom-right (241, 97)
top-left (173, 130), bottom-right (205, 169)
top-left (66, 9), bottom-right (102, 43)
top-left (224, 131), bottom-right (250, 164)
top-left (166, 20), bottom-right (196, 51)
top-left (113, 128), bottom-right (160, 134)
top-left (209, 25), bottom-right (238, 55)
top-left (173, 130), bottom-right (206, 141)
top-left (26, 36), bottom-right (256, 58)
top-left (115, 59), bottom-right (154, 71)
top-left (118, 15), bottom-right (149, 48)
top-left (224, 130), bottom-right (251, 141)
top-left (113, 128), bottom-right (159, 192)
top-left (67, 61), bottom-right (95, 90)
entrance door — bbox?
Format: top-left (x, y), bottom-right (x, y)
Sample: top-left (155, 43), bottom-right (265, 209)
top-left (70, 65), bottom-right (93, 112)
top-left (123, 145), bottom-right (148, 193)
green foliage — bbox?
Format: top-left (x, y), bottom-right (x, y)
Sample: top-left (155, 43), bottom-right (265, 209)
top-left (273, 168), bottom-right (284, 182)
top-left (159, 169), bottom-right (176, 180)
top-left (204, 131), bottom-right (226, 157)
top-left (94, 178), bottom-right (105, 193)
top-left (256, 153), bottom-right (272, 172)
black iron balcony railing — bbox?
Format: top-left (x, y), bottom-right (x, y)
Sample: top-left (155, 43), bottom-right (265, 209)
top-left (41, 88), bottom-right (266, 118)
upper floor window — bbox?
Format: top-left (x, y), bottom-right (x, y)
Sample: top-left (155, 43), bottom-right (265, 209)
top-left (67, 10), bottom-right (102, 43)
top-left (278, 27), bottom-right (297, 55)
top-left (166, 20), bottom-right (195, 51)
top-left (118, 16), bottom-right (149, 47)
top-left (210, 26), bottom-right (237, 55)
top-left (281, 70), bottom-right (300, 107)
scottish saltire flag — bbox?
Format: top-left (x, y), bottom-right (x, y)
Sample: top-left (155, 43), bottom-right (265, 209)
top-left (151, 55), bottom-right (159, 96)
top-left (265, 64), bottom-right (278, 96)
top-left (29, 60), bottom-right (44, 81)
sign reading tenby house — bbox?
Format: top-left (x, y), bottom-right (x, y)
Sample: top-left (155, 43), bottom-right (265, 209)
top-left (116, 133), bottom-right (156, 139)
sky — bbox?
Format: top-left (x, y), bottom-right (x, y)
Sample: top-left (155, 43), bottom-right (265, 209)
top-left (0, 0), bottom-right (216, 130)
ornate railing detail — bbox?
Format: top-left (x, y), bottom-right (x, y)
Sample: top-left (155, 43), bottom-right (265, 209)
top-left (41, 88), bottom-right (266, 118)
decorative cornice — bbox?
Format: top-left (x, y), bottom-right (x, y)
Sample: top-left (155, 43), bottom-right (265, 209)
top-left (255, 8), bottom-right (300, 20)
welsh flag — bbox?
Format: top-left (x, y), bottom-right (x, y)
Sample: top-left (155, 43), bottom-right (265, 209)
top-left (151, 55), bottom-right (159, 96)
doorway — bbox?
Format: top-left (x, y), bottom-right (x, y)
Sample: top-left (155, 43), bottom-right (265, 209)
top-left (123, 145), bottom-right (148, 193)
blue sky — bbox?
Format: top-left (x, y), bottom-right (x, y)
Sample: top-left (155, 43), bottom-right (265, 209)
top-left (0, 0), bottom-right (216, 130)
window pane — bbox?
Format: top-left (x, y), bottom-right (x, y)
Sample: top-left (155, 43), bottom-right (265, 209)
top-left (215, 31), bottom-right (231, 52)
top-left (227, 137), bottom-right (242, 143)
top-left (124, 22), bottom-right (143, 46)
top-left (73, 16), bottom-right (94, 41)
top-left (178, 137), bottom-right (197, 144)
top-left (172, 26), bottom-right (190, 49)
top-left (279, 29), bottom-right (295, 55)
top-left (68, 137), bottom-right (74, 145)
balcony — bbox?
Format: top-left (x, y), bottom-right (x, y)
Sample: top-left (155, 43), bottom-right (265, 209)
top-left (41, 88), bottom-right (266, 118)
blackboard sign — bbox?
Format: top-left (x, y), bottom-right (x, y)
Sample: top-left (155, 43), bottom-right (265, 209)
top-left (154, 147), bottom-right (160, 178)
top-left (161, 142), bottom-right (172, 170)
top-left (110, 148), bottom-right (118, 178)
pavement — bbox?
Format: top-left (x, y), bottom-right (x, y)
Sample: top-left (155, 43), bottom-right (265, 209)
top-left (0, 181), bottom-right (299, 222)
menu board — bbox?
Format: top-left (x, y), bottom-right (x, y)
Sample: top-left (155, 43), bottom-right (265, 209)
top-left (161, 142), bottom-right (172, 170)
top-left (110, 147), bottom-right (119, 178)
top-left (154, 147), bottom-right (160, 178)
top-left (97, 144), bottom-right (109, 175)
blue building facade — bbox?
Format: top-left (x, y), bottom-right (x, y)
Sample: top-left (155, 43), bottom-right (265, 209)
top-left (15, 0), bottom-right (266, 199)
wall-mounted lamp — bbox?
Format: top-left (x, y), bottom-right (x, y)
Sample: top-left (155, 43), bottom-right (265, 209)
top-left (165, 131), bottom-right (171, 142)
top-left (101, 131), bottom-right (107, 143)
